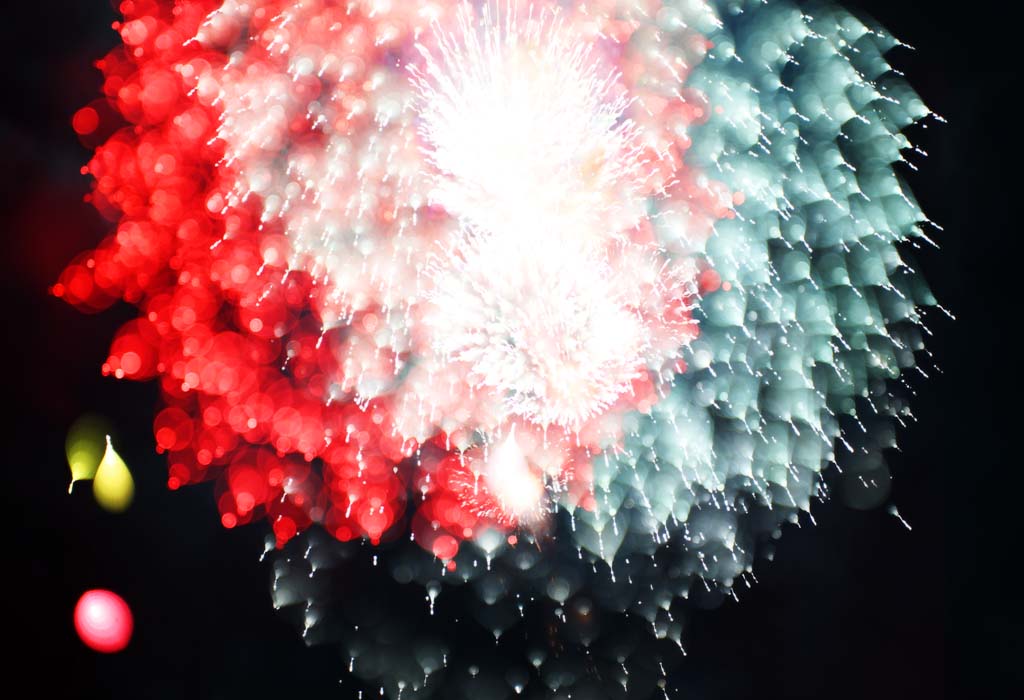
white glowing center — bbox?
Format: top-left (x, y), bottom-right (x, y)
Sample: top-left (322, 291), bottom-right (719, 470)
top-left (484, 427), bottom-right (545, 518)
top-left (413, 5), bottom-right (660, 429)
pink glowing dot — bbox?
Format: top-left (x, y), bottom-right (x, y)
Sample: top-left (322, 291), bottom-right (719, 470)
top-left (432, 534), bottom-right (459, 560)
top-left (74, 589), bottom-right (133, 653)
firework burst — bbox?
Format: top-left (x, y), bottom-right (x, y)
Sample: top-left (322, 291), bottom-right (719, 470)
top-left (58, 0), bottom-right (938, 697)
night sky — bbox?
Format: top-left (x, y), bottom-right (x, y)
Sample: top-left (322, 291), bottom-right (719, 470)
top-left (1, 1), bottom-right (1017, 697)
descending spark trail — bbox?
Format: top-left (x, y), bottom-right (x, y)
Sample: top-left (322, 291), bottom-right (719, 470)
top-left (57, 0), bottom-right (938, 697)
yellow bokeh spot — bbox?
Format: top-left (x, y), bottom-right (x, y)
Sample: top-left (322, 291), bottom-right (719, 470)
top-left (66, 415), bottom-right (111, 492)
top-left (92, 436), bottom-right (134, 513)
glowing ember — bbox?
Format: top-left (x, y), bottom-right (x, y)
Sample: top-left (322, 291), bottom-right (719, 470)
top-left (74, 589), bottom-right (133, 654)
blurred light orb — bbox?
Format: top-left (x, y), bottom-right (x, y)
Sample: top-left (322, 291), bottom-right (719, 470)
top-left (65, 414), bottom-right (111, 491)
top-left (92, 437), bottom-right (135, 513)
top-left (74, 589), bottom-right (133, 653)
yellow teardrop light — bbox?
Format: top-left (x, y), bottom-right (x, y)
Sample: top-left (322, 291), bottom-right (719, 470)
top-left (92, 436), bottom-right (134, 513)
top-left (66, 415), bottom-right (111, 493)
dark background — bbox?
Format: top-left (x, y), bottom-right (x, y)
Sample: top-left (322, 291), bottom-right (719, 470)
top-left (0, 1), bottom-right (1017, 697)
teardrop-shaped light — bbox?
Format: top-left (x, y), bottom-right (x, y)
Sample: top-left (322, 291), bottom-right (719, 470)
top-left (92, 435), bottom-right (134, 513)
top-left (65, 414), bottom-right (111, 493)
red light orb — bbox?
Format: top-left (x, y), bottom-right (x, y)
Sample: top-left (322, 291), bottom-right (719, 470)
top-left (74, 589), bottom-right (133, 653)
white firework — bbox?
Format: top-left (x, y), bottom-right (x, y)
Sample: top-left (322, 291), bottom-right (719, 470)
top-left (411, 2), bottom-right (695, 430)
top-left (197, 0), bottom-right (700, 446)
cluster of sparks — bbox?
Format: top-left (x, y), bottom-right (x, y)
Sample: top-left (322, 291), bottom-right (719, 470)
top-left (59, 0), bottom-right (938, 696)
top-left (58, 0), bottom-right (727, 556)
